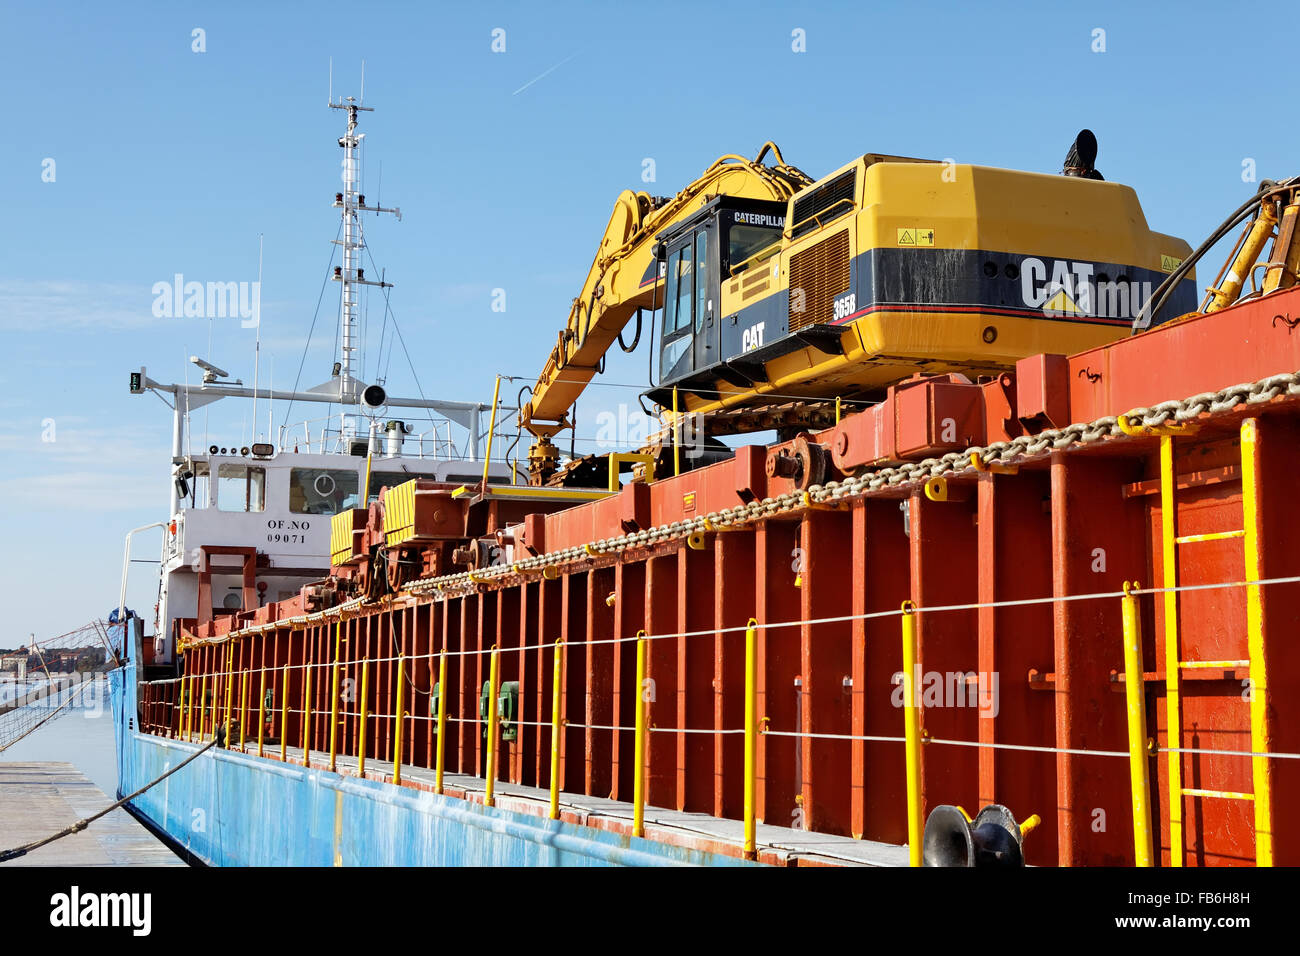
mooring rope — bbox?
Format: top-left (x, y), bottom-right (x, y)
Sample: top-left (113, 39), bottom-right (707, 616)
top-left (0, 736), bottom-right (218, 863)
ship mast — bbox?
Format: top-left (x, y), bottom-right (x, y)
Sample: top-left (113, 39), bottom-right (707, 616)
top-left (329, 96), bottom-right (400, 403)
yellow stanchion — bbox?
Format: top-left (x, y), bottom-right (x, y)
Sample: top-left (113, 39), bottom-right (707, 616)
top-left (1121, 582), bottom-right (1154, 867)
top-left (256, 664), bottom-right (267, 758)
top-left (359, 659), bottom-right (370, 777)
top-left (198, 674), bottom-right (208, 741)
top-left (223, 643), bottom-right (235, 748)
top-left (329, 621), bottom-right (342, 773)
top-left (1240, 417), bottom-right (1273, 867)
top-left (184, 675), bottom-right (194, 742)
top-left (393, 655), bottom-right (406, 785)
top-left (486, 645), bottom-right (500, 807)
top-left (238, 664), bottom-right (249, 751)
top-left (549, 640), bottom-right (564, 820)
top-left (1159, 434), bottom-right (1183, 867)
top-left (434, 650), bottom-right (447, 794)
top-left (302, 653), bottom-right (313, 767)
top-left (482, 375), bottom-right (502, 486)
top-left (633, 630), bottom-right (648, 838)
top-left (744, 618), bottom-right (758, 860)
top-left (901, 600), bottom-right (923, 867)
top-left (280, 666), bottom-right (289, 763)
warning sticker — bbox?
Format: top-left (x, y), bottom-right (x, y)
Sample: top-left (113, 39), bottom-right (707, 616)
top-left (897, 227), bottom-right (935, 247)
top-left (1160, 254), bottom-right (1184, 273)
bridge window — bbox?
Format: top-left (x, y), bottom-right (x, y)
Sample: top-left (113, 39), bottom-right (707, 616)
top-left (216, 464), bottom-right (266, 513)
top-left (289, 467), bottom-right (359, 515)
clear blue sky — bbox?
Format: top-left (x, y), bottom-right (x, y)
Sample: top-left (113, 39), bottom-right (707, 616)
top-left (1, 0), bottom-right (1290, 643)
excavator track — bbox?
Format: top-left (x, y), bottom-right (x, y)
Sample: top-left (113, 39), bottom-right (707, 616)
top-left (543, 399), bottom-right (842, 486)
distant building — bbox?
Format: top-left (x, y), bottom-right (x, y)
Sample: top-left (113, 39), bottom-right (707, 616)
top-left (0, 652), bottom-right (28, 681)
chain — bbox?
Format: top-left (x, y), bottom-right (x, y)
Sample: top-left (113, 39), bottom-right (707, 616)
top-left (405, 367), bottom-right (1300, 600)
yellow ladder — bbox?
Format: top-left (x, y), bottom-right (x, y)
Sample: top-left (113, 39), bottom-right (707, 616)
top-left (1158, 419), bottom-right (1272, 867)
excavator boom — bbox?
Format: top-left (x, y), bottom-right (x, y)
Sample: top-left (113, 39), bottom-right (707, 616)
top-left (519, 144), bottom-right (812, 479)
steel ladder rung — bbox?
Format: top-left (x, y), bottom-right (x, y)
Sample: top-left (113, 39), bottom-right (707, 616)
top-left (1178, 659), bottom-right (1250, 669)
top-left (1158, 430), bottom-right (1270, 867)
top-left (1173, 529), bottom-right (1244, 544)
top-left (1180, 788), bottom-right (1254, 801)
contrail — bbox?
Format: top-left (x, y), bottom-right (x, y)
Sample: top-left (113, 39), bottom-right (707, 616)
top-left (512, 54), bottom-right (576, 95)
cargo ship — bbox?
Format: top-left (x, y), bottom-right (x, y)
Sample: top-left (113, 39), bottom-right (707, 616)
top-left (111, 99), bottom-right (1300, 867)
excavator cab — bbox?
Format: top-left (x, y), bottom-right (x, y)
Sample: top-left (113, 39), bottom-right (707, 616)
top-left (652, 197), bottom-right (787, 403)
top-left (650, 154), bottom-right (1196, 414)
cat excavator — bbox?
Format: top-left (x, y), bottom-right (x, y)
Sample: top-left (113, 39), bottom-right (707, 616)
top-left (518, 134), bottom-right (1197, 485)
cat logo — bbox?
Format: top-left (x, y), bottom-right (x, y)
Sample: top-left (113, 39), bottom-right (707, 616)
top-left (1042, 287), bottom-right (1082, 317)
top-left (1020, 256), bottom-right (1151, 321)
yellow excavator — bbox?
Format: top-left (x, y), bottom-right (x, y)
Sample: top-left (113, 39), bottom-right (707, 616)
top-left (519, 133), bottom-right (1196, 485)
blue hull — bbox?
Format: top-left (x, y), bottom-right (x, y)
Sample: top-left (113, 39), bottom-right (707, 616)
top-left (110, 665), bottom-right (746, 867)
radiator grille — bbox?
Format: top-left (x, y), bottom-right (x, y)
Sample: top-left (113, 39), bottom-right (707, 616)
top-left (791, 170), bottom-right (855, 240)
top-left (788, 230), bottom-right (850, 332)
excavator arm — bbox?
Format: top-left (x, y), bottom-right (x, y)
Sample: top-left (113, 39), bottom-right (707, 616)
top-left (519, 143), bottom-right (811, 481)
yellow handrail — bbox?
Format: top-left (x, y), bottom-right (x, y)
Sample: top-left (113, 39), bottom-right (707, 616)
top-left (200, 673), bottom-right (209, 741)
top-left (223, 643), bottom-right (235, 748)
top-left (485, 645), bottom-right (500, 807)
top-left (257, 664), bottom-right (266, 758)
top-left (901, 600), bottom-right (922, 867)
top-left (482, 375), bottom-right (502, 486)
top-left (238, 665), bottom-right (248, 751)
top-left (633, 630), bottom-right (648, 838)
top-left (358, 659), bottom-right (370, 777)
top-left (550, 640), bottom-right (564, 820)
top-left (744, 618), bottom-right (758, 860)
top-left (280, 667), bottom-right (289, 763)
top-left (1121, 582), bottom-right (1154, 867)
top-left (1241, 418), bottom-right (1274, 867)
top-left (302, 656), bottom-right (313, 766)
top-left (393, 655), bottom-right (406, 785)
top-left (329, 621), bottom-right (342, 773)
top-left (1159, 435), bottom-right (1183, 866)
top-left (434, 650), bottom-right (447, 794)
top-left (606, 452), bottom-right (656, 492)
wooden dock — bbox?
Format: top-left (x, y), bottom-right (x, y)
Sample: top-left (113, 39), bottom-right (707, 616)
top-left (0, 762), bottom-right (183, 866)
